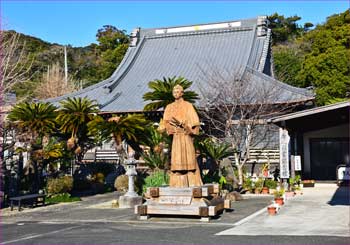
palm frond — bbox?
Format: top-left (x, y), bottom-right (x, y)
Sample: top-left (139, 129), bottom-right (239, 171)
top-left (8, 102), bottom-right (57, 136)
top-left (143, 76), bottom-right (199, 111)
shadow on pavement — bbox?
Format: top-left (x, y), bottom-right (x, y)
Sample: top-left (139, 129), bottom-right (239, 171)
top-left (327, 186), bottom-right (350, 206)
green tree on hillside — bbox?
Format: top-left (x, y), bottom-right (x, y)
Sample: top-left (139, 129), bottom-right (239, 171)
top-left (271, 10), bottom-right (349, 105)
top-left (95, 25), bottom-right (129, 79)
top-left (297, 10), bottom-right (350, 105)
top-left (272, 44), bottom-right (304, 87)
top-left (268, 13), bottom-right (313, 44)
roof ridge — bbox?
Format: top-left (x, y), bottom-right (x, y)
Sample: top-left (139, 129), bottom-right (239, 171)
top-left (246, 67), bottom-right (314, 97)
top-left (140, 17), bottom-right (258, 32)
top-left (241, 25), bottom-right (258, 80)
top-left (145, 26), bottom-right (253, 39)
top-left (258, 28), bottom-right (271, 72)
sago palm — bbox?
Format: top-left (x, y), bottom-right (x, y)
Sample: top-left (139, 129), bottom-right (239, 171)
top-left (7, 102), bottom-right (57, 141)
top-left (57, 97), bottom-right (99, 138)
top-left (139, 126), bottom-right (171, 154)
top-left (143, 76), bottom-right (199, 111)
top-left (88, 113), bottom-right (148, 156)
top-left (197, 137), bottom-right (233, 177)
top-left (7, 101), bottom-right (57, 191)
top-left (56, 97), bottom-right (99, 160)
top-left (199, 138), bottom-right (233, 162)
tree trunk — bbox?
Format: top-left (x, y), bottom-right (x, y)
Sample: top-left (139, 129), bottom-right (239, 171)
top-left (237, 164), bottom-right (244, 187)
top-left (234, 152), bottom-right (243, 186)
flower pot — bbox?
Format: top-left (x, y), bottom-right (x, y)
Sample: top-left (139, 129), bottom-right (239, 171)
top-left (267, 206), bottom-right (277, 215)
top-left (274, 197), bottom-right (284, 205)
top-left (261, 187), bottom-right (269, 194)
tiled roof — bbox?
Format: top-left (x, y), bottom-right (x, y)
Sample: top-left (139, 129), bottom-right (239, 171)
top-left (48, 17), bottom-right (314, 112)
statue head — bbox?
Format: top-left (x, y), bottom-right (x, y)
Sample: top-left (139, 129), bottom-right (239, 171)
top-left (173, 84), bottom-right (184, 100)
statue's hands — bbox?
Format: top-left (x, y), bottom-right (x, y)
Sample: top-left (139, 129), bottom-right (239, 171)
top-left (170, 117), bottom-right (183, 128)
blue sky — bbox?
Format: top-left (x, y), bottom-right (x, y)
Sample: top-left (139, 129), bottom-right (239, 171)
top-left (1, 1), bottom-right (349, 47)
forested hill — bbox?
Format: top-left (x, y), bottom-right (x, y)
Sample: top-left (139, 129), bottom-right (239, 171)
top-left (5, 10), bottom-right (350, 105)
top-left (271, 10), bottom-right (350, 105)
top-left (5, 25), bottom-right (129, 100)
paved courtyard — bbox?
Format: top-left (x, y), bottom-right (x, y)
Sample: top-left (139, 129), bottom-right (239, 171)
top-left (0, 184), bottom-right (349, 244)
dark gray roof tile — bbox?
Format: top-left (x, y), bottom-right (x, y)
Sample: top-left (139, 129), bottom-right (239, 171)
top-left (48, 17), bottom-right (314, 112)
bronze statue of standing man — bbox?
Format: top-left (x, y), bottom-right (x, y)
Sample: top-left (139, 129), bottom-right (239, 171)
top-left (163, 85), bottom-right (203, 187)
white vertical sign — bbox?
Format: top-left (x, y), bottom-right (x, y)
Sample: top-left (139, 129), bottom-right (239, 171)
top-left (279, 128), bottom-right (290, 178)
top-left (294, 155), bottom-right (302, 171)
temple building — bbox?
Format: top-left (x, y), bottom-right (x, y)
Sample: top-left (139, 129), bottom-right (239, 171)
top-left (49, 16), bottom-right (314, 112)
top-left (50, 17), bottom-right (349, 181)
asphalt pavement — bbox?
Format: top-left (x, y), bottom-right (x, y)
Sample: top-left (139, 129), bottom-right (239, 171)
top-left (0, 183), bottom-right (349, 244)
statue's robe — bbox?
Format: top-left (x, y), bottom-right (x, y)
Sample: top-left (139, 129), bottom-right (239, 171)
top-left (163, 99), bottom-right (203, 187)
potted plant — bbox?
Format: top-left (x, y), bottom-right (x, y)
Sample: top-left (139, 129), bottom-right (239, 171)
top-left (261, 186), bottom-right (269, 194)
top-left (267, 204), bottom-right (279, 215)
top-left (254, 178), bottom-right (264, 194)
top-left (273, 188), bottom-right (285, 205)
top-left (288, 175), bottom-right (301, 195)
top-left (261, 163), bottom-right (270, 177)
top-left (243, 177), bottom-right (254, 193)
top-left (302, 179), bottom-right (315, 187)
top-left (264, 179), bottom-right (277, 194)
top-left (294, 185), bottom-right (303, 195)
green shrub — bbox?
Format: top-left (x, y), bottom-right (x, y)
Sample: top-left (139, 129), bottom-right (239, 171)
top-left (47, 176), bottom-right (73, 195)
top-left (142, 152), bottom-right (168, 170)
top-left (255, 178), bottom-right (264, 192)
top-left (273, 188), bottom-right (285, 198)
top-left (142, 170), bottom-right (169, 194)
top-left (243, 177), bottom-right (253, 192)
top-left (46, 193), bottom-right (81, 204)
top-left (265, 178), bottom-right (278, 189)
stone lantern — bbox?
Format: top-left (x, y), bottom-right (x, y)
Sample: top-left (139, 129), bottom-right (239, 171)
top-left (118, 152), bottom-right (143, 208)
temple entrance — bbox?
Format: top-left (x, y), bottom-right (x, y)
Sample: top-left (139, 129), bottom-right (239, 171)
top-left (310, 138), bottom-right (350, 180)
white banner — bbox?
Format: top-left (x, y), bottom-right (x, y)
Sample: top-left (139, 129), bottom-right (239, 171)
top-left (279, 128), bottom-right (290, 178)
top-left (294, 155), bottom-right (302, 171)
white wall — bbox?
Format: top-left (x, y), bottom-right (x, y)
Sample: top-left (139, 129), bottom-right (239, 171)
top-left (303, 124), bottom-right (349, 175)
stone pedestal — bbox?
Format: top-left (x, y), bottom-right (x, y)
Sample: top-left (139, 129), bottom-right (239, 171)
top-left (119, 195), bottom-right (143, 208)
top-left (135, 184), bottom-right (231, 221)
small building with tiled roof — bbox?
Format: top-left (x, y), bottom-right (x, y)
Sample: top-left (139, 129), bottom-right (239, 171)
top-left (269, 101), bottom-right (349, 181)
top-left (49, 16), bottom-right (314, 112)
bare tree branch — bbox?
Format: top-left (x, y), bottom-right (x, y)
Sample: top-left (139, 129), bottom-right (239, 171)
top-left (34, 62), bottom-right (79, 99)
top-left (0, 31), bottom-right (34, 94)
top-left (198, 68), bottom-right (296, 185)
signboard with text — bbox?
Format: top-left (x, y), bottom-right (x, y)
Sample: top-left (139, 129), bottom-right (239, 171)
top-left (279, 128), bottom-right (290, 178)
top-left (294, 155), bottom-right (302, 171)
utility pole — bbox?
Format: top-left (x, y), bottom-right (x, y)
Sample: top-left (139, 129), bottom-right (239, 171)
top-left (64, 46), bottom-right (68, 85)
